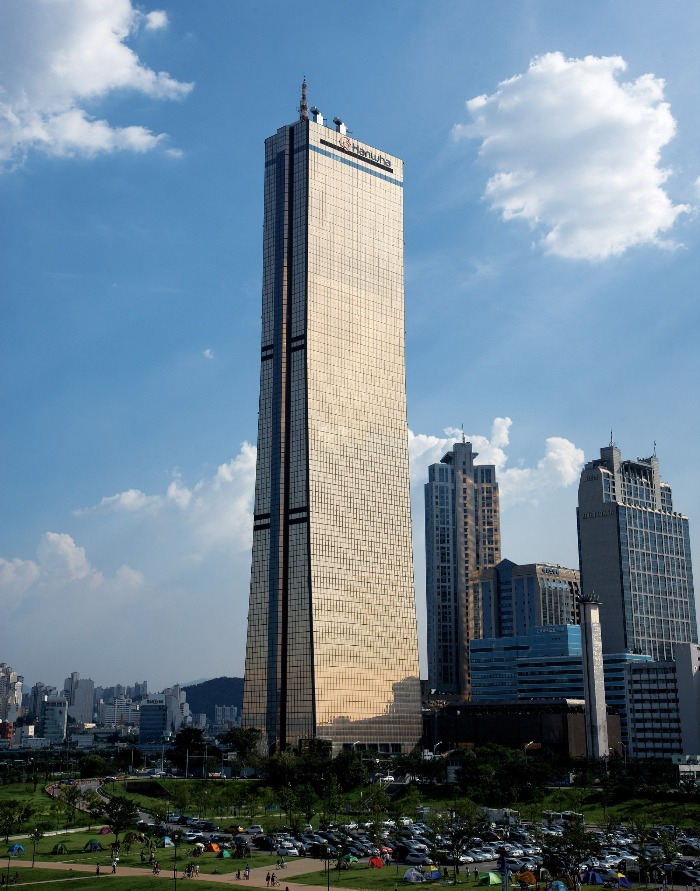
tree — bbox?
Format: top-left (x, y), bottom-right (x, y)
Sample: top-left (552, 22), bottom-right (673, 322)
top-left (429, 799), bottom-right (487, 879)
top-left (318, 775), bottom-right (343, 827)
top-left (103, 795), bottom-right (138, 843)
top-left (57, 783), bottom-right (83, 825)
top-left (330, 749), bottom-right (367, 791)
top-left (169, 727), bottom-right (211, 775)
top-left (29, 826), bottom-right (46, 867)
top-left (540, 821), bottom-right (601, 878)
top-left (82, 789), bottom-right (105, 830)
top-left (296, 783), bottom-right (318, 825)
top-left (0, 801), bottom-right (30, 843)
top-left (222, 728), bottom-right (262, 762)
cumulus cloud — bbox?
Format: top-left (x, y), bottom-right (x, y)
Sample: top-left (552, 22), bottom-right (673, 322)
top-left (203, 349), bottom-right (215, 360)
top-left (5, 430), bottom-right (580, 688)
top-left (144, 10), bottom-right (168, 31)
top-left (408, 417), bottom-right (584, 506)
top-left (2, 442), bottom-right (256, 689)
top-left (454, 52), bottom-right (690, 260)
top-left (0, 0), bottom-right (192, 167)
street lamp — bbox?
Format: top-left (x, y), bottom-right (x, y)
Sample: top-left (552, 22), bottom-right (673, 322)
top-left (433, 742), bottom-right (442, 757)
top-left (523, 741), bottom-right (536, 764)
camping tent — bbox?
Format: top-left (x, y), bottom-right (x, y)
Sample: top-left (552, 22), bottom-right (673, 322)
top-left (83, 840), bottom-right (103, 852)
top-left (582, 871), bottom-right (604, 885)
top-left (217, 850), bottom-right (232, 858)
top-left (427, 868), bottom-right (442, 881)
top-left (7, 845), bottom-right (25, 854)
top-left (515, 870), bottom-right (537, 886)
top-left (369, 857), bottom-right (384, 869)
top-left (99, 826), bottom-right (111, 834)
top-left (51, 844), bottom-right (68, 855)
top-left (478, 872), bottom-right (502, 886)
top-left (205, 842), bottom-right (220, 853)
top-left (161, 837), bottom-right (174, 847)
top-left (404, 868), bottom-right (427, 883)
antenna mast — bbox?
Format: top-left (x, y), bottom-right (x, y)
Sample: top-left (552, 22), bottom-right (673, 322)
top-left (299, 77), bottom-right (308, 121)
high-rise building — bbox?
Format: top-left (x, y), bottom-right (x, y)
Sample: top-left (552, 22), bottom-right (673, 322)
top-left (474, 559), bottom-right (580, 639)
top-left (242, 90), bottom-right (421, 755)
top-left (577, 443), bottom-right (696, 661)
top-left (425, 440), bottom-right (501, 697)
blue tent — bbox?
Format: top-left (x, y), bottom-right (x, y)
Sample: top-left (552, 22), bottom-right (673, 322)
top-left (8, 844), bottom-right (25, 854)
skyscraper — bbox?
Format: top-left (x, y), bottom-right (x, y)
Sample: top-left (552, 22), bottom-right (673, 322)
top-left (242, 91), bottom-right (421, 755)
top-left (425, 440), bottom-right (501, 696)
top-left (577, 443), bottom-right (697, 661)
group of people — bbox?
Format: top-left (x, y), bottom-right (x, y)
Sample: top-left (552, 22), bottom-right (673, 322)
top-left (0, 874), bottom-right (20, 886)
top-left (266, 871), bottom-right (279, 887)
top-left (235, 865), bottom-right (251, 880)
top-left (183, 862), bottom-right (200, 878)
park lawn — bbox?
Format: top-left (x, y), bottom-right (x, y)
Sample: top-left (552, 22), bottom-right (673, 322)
top-left (7, 828), bottom-right (286, 877)
top-left (10, 871), bottom-right (244, 890)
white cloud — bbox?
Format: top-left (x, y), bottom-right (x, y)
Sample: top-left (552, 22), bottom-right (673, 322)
top-left (203, 349), bottom-right (215, 360)
top-left (144, 10), bottom-right (168, 31)
top-left (454, 52), bottom-right (690, 260)
top-left (408, 418), bottom-right (584, 506)
top-left (0, 0), bottom-right (192, 167)
top-left (6, 431), bottom-right (580, 688)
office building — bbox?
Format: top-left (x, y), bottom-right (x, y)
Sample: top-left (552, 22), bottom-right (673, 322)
top-left (625, 660), bottom-right (682, 758)
top-left (41, 696), bottom-right (68, 743)
top-left (474, 560), bottom-right (580, 639)
top-left (242, 88), bottom-right (421, 754)
top-left (469, 624), bottom-right (649, 747)
top-left (64, 672), bottom-right (94, 725)
top-left (0, 663), bottom-right (23, 723)
top-left (425, 440), bottom-right (501, 696)
top-left (577, 443), bottom-right (696, 661)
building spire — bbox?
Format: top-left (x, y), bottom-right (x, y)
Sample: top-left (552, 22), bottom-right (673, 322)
top-left (299, 77), bottom-right (308, 122)
top-left (461, 424), bottom-right (465, 444)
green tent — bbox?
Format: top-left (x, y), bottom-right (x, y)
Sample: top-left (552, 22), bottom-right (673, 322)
top-left (478, 872), bottom-right (502, 885)
top-left (217, 850), bottom-right (232, 858)
top-left (51, 843), bottom-right (68, 855)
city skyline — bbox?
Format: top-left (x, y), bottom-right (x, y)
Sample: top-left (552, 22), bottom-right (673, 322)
top-left (1, 1), bottom-right (699, 690)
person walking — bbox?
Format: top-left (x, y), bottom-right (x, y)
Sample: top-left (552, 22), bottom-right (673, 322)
top-left (95, 865), bottom-right (100, 877)
top-left (267, 872), bottom-right (271, 886)
top-left (111, 859), bottom-right (117, 874)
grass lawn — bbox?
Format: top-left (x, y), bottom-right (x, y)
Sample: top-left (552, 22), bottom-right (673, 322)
top-left (5, 828), bottom-right (285, 877)
top-left (7, 871), bottom-right (245, 889)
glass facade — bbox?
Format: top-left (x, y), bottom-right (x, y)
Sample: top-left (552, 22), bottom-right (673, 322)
top-left (425, 443), bottom-right (501, 695)
top-left (243, 117), bottom-right (421, 754)
top-left (577, 445), bottom-right (696, 662)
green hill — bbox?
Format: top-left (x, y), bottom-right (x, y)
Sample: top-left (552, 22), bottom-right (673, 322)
top-left (182, 676), bottom-right (243, 721)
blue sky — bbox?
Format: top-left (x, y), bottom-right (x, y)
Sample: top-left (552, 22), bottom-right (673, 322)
top-left (2, 0), bottom-right (698, 693)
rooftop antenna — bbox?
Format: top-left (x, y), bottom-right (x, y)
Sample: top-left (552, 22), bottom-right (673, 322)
top-left (653, 440), bottom-right (657, 456)
top-left (610, 429), bottom-right (614, 447)
top-left (299, 77), bottom-right (308, 122)
top-left (461, 424), bottom-right (466, 444)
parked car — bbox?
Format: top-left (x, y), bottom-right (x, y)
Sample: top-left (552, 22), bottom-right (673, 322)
top-left (406, 852), bottom-right (434, 866)
top-left (245, 825), bottom-right (264, 835)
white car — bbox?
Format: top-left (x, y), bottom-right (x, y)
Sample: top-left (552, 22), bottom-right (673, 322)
top-left (277, 846), bottom-right (299, 857)
top-left (245, 825), bottom-right (264, 835)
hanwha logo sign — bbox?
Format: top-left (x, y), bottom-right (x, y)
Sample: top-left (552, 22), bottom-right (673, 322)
top-left (338, 136), bottom-right (352, 151)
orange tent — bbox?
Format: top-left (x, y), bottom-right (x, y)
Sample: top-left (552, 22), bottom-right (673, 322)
top-left (205, 843), bottom-right (220, 853)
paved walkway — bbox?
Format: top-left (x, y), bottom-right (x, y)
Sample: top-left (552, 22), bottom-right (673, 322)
top-left (10, 856), bottom-right (356, 888)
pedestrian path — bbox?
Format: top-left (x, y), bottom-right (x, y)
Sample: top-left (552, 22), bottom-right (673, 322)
top-left (12, 856), bottom-right (355, 888)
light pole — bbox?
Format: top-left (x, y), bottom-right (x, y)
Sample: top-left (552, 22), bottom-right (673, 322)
top-left (433, 742), bottom-right (442, 757)
top-left (523, 741), bottom-right (536, 764)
